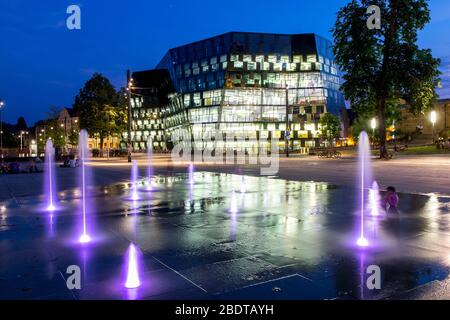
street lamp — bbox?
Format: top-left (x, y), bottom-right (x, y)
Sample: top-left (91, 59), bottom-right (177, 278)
top-left (0, 100), bottom-right (4, 158)
top-left (371, 118), bottom-right (376, 137)
top-left (285, 82), bottom-right (290, 158)
top-left (126, 70), bottom-right (133, 162)
top-left (430, 111), bottom-right (437, 144)
top-left (20, 131), bottom-right (26, 153)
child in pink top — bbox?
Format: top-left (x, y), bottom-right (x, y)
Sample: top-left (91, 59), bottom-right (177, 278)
top-left (383, 186), bottom-right (399, 214)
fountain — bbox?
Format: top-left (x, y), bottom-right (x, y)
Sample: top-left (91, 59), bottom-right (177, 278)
top-left (240, 176), bottom-right (246, 194)
top-left (370, 181), bottom-right (381, 216)
top-left (146, 137), bottom-right (153, 191)
top-left (188, 162), bottom-right (194, 186)
top-left (131, 160), bottom-right (139, 201)
top-left (78, 130), bottom-right (91, 244)
top-left (356, 131), bottom-right (372, 247)
top-left (45, 139), bottom-right (56, 211)
top-left (124, 243), bottom-right (141, 289)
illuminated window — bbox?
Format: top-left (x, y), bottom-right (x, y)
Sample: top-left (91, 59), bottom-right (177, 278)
top-left (301, 63), bottom-right (312, 71)
top-left (234, 61), bottom-right (244, 69)
top-left (255, 55), bottom-right (264, 63)
top-left (193, 93), bottom-right (201, 106)
top-left (247, 62), bottom-right (257, 71)
top-left (243, 55), bottom-right (252, 62)
top-left (287, 63), bottom-right (297, 71)
top-left (293, 55), bottom-right (302, 63)
top-left (307, 55), bottom-right (317, 63)
top-left (230, 54), bottom-right (239, 62)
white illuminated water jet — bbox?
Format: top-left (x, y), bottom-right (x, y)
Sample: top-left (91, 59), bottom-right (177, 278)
top-left (357, 131), bottom-right (372, 248)
top-left (188, 162), bottom-right (194, 185)
top-left (370, 181), bottom-right (380, 217)
top-left (240, 176), bottom-right (246, 193)
top-left (124, 243), bottom-right (141, 289)
top-left (45, 139), bottom-right (56, 211)
top-left (131, 160), bottom-right (139, 201)
top-left (78, 130), bottom-right (91, 244)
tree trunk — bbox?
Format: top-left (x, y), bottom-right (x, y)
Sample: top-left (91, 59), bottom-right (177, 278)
top-left (99, 135), bottom-right (104, 158)
top-left (377, 97), bottom-right (389, 159)
top-left (375, 0), bottom-right (399, 160)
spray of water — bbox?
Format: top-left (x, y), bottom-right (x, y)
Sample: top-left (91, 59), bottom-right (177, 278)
top-left (78, 130), bottom-right (91, 244)
top-left (124, 243), bottom-right (141, 289)
top-left (240, 176), bottom-right (246, 194)
top-left (131, 160), bottom-right (139, 201)
top-left (45, 139), bottom-right (56, 211)
top-left (188, 162), bottom-right (194, 186)
top-left (356, 131), bottom-right (372, 247)
top-left (370, 181), bottom-right (380, 217)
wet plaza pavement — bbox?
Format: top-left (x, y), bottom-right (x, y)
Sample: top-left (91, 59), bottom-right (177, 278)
top-left (1, 171), bottom-right (450, 300)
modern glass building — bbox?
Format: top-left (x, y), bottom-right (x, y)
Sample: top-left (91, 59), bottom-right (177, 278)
top-left (126, 32), bottom-right (344, 153)
top-left (125, 69), bottom-right (174, 151)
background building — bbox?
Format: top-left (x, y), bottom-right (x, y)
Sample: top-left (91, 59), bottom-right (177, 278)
top-left (123, 69), bottom-right (174, 151)
top-left (398, 99), bottom-right (450, 139)
top-left (127, 32), bottom-right (345, 153)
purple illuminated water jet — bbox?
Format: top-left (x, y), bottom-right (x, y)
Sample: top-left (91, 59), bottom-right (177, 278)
top-left (78, 130), bottom-right (91, 244)
top-left (44, 139), bottom-right (57, 211)
top-left (124, 243), bottom-right (141, 289)
top-left (357, 131), bottom-right (372, 247)
top-left (131, 160), bottom-right (139, 200)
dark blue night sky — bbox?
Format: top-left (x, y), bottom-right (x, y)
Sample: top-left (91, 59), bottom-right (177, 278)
top-left (1, 0), bottom-right (449, 124)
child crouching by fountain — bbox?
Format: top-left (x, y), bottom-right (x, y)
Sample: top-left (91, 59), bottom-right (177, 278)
top-left (383, 186), bottom-right (399, 214)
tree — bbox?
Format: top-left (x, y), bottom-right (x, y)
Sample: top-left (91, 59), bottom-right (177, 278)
top-left (73, 73), bottom-right (126, 156)
top-left (333, 0), bottom-right (441, 158)
top-left (319, 113), bottom-right (341, 146)
top-left (37, 119), bottom-right (65, 150)
top-left (68, 129), bottom-right (79, 147)
top-left (14, 117), bottom-right (28, 132)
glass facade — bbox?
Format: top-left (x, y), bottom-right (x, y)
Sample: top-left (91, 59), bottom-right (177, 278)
top-left (130, 32), bottom-right (345, 152)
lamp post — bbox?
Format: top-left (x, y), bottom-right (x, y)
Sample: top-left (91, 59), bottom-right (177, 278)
top-left (430, 111), bottom-right (437, 144)
top-left (371, 118), bottom-right (376, 137)
top-left (126, 70), bottom-right (132, 163)
top-left (20, 131), bottom-right (28, 155)
top-left (285, 83), bottom-right (290, 158)
top-left (0, 100), bottom-right (4, 158)
top-left (371, 118), bottom-right (376, 148)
